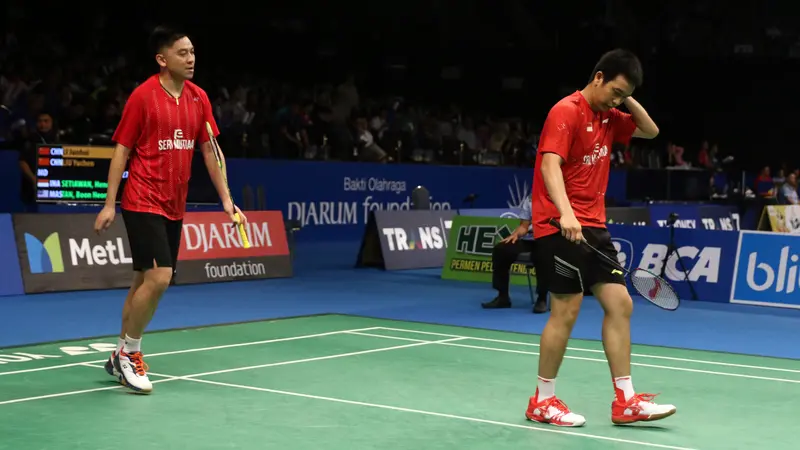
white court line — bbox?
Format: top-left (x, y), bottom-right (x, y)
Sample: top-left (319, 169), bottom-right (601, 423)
top-left (0, 326), bottom-right (382, 377)
top-left (348, 331), bottom-right (800, 384)
top-left (0, 336), bottom-right (465, 406)
top-left (374, 326), bottom-right (800, 374)
top-left (178, 377), bottom-right (698, 450)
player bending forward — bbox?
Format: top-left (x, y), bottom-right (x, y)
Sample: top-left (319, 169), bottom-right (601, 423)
top-left (93, 26), bottom-right (247, 394)
top-left (527, 49), bottom-right (676, 426)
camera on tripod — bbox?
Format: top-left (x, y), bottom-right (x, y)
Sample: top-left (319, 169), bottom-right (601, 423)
top-left (667, 212), bottom-right (679, 226)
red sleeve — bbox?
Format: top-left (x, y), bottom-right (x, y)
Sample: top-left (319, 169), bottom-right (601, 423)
top-left (197, 88), bottom-right (219, 144)
top-left (112, 92), bottom-right (144, 149)
top-left (611, 108), bottom-right (637, 145)
top-left (537, 103), bottom-right (579, 162)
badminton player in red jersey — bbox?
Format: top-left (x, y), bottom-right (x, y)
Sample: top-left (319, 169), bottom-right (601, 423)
top-left (93, 26), bottom-right (247, 393)
top-left (526, 49), bottom-right (676, 426)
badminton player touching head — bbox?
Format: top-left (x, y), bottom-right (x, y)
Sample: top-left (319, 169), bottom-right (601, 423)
top-left (527, 49), bottom-right (675, 426)
top-left (93, 26), bottom-right (246, 393)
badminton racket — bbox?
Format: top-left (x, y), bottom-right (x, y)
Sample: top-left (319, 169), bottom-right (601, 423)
top-left (205, 122), bottom-right (251, 249)
top-left (548, 218), bottom-right (680, 311)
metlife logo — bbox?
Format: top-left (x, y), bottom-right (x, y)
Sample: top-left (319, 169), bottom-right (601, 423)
top-left (13, 214), bottom-right (134, 293)
top-left (731, 231), bottom-right (800, 309)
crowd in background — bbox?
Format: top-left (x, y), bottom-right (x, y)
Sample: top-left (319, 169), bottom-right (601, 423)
top-left (0, 2), bottom-right (797, 204)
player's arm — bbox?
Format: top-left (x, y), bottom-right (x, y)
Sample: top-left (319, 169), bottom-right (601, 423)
top-left (624, 97), bottom-right (659, 139)
top-left (104, 144), bottom-right (131, 208)
top-left (538, 106), bottom-right (578, 219)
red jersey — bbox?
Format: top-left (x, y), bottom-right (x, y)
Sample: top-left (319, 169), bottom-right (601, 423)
top-left (531, 91), bottom-right (637, 238)
top-left (113, 74), bottom-right (219, 220)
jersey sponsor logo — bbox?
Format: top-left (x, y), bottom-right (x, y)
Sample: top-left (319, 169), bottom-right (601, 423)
top-left (582, 143), bottom-right (609, 166)
top-left (158, 129), bottom-right (196, 151)
top-left (731, 231), bottom-right (800, 308)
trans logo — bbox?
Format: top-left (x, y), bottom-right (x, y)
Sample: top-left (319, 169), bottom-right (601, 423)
top-left (381, 221), bottom-right (453, 251)
top-left (731, 231), bottom-right (800, 308)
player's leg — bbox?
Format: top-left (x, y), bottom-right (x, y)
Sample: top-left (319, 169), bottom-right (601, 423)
top-left (524, 233), bottom-right (587, 427)
top-left (586, 228), bottom-right (676, 424)
top-left (482, 239), bottom-right (524, 308)
top-left (104, 271), bottom-right (144, 379)
top-left (113, 210), bottom-right (175, 393)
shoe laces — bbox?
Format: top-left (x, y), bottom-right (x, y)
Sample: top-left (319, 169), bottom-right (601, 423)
top-left (541, 397), bottom-right (571, 421)
top-left (626, 392), bottom-right (659, 407)
top-left (127, 352), bottom-right (149, 376)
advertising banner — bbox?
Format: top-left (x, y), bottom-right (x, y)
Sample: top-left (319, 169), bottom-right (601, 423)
top-left (440, 215), bottom-right (537, 286)
top-left (606, 207), bottom-right (649, 226)
top-left (457, 208), bottom-right (523, 219)
top-left (761, 205), bottom-right (800, 233)
top-left (607, 224), bottom-right (739, 303)
top-left (648, 204), bottom-right (739, 230)
top-left (356, 209), bottom-right (457, 270)
top-left (174, 211), bottom-right (292, 284)
top-left (223, 159), bottom-right (627, 242)
top-left (13, 213), bottom-right (133, 293)
top-left (0, 214), bottom-right (24, 296)
top-left (730, 231), bottom-right (800, 309)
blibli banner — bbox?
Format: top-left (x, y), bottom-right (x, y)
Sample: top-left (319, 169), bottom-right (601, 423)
top-left (607, 224), bottom-right (739, 303)
top-left (223, 160), bottom-right (627, 241)
top-left (0, 214), bottom-right (24, 296)
top-left (730, 231), bottom-right (800, 309)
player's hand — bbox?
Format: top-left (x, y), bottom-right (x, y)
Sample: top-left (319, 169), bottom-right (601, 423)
top-left (94, 206), bottom-right (115, 235)
top-left (500, 233), bottom-right (519, 244)
top-left (223, 198), bottom-right (247, 225)
top-left (559, 214), bottom-right (583, 244)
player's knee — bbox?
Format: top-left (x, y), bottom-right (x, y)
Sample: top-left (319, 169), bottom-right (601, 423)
top-left (550, 292), bottom-right (582, 325)
top-left (594, 283), bottom-right (633, 318)
top-left (144, 267), bottom-right (173, 293)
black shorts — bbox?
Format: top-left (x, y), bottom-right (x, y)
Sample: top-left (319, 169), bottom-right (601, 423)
top-left (121, 209), bottom-right (183, 272)
top-left (535, 226), bottom-right (625, 295)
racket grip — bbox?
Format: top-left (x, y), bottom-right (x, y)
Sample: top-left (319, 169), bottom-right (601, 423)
top-left (234, 213), bottom-right (251, 248)
top-left (548, 218), bottom-right (561, 229)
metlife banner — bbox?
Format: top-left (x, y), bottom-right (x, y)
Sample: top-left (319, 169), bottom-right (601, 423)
top-left (357, 210), bottom-right (457, 270)
top-left (13, 213), bottom-right (132, 293)
top-left (606, 224), bottom-right (739, 303)
top-left (0, 214), bottom-right (24, 296)
top-left (730, 231), bottom-right (800, 309)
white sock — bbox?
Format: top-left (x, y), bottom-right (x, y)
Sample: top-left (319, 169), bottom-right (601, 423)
top-left (123, 335), bottom-right (142, 354)
top-left (537, 376), bottom-right (556, 400)
top-left (116, 337), bottom-right (125, 354)
top-left (614, 376), bottom-right (635, 401)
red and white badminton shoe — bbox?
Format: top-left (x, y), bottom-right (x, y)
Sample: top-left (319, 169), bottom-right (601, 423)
top-left (114, 350), bottom-right (153, 393)
top-left (611, 393), bottom-right (676, 424)
top-left (525, 391), bottom-right (586, 427)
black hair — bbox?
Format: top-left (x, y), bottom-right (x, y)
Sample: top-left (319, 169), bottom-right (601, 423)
top-left (149, 25), bottom-right (188, 54)
top-left (589, 49), bottom-right (643, 88)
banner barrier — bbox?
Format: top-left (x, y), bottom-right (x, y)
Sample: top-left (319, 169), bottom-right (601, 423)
top-left (223, 159), bottom-right (627, 242)
top-left (356, 209), bottom-right (457, 270)
top-left (606, 224), bottom-right (739, 303)
top-left (174, 211), bottom-right (292, 285)
top-left (0, 214), bottom-right (25, 296)
top-left (440, 215), bottom-right (537, 286)
top-left (648, 204), bottom-right (740, 231)
top-left (730, 230), bottom-right (800, 309)
top-left (605, 207), bottom-right (649, 226)
top-left (13, 213), bottom-right (133, 293)
top-left (758, 205), bottom-right (800, 234)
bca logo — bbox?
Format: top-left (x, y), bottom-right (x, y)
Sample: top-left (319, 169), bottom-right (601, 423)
top-left (612, 238), bottom-right (634, 271)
